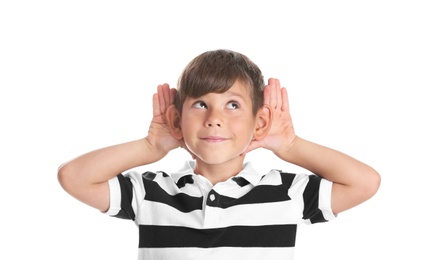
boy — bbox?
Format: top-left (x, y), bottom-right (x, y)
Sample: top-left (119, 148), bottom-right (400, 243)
top-left (58, 49), bottom-right (380, 259)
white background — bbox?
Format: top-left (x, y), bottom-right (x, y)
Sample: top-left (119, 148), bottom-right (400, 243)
top-left (1, 1), bottom-right (435, 259)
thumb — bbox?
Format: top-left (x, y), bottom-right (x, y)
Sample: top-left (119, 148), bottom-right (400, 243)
top-left (241, 139), bottom-right (263, 156)
top-left (180, 139), bottom-right (197, 159)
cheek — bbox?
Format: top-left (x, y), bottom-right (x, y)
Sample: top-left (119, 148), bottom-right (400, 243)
top-left (179, 118), bottom-right (199, 144)
top-left (232, 121), bottom-right (256, 137)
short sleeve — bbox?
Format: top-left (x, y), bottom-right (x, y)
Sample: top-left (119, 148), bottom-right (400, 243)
top-left (318, 178), bottom-right (336, 221)
top-left (105, 175), bottom-right (122, 216)
top-left (104, 171), bottom-right (146, 221)
top-left (286, 171), bottom-right (336, 225)
top-left (302, 175), bottom-right (336, 224)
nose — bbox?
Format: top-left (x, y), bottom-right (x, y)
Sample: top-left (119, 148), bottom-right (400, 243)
top-left (206, 121), bottom-right (221, 127)
top-left (204, 109), bottom-right (223, 128)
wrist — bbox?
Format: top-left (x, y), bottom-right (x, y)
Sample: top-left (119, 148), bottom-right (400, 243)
top-left (274, 135), bottom-right (300, 162)
top-left (142, 137), bottom-right (169, 162)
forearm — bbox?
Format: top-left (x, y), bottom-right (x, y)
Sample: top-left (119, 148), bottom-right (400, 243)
top-left (59, 138), bottom-right (165, 185)
top-left (275, 136), bottom-right (375, 186)
top-left (58, 84), bottom-right (181, 211)
top-left (275, 136), bottom-right (380, 213)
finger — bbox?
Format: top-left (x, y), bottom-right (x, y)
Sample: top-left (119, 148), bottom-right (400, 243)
top-left (264, 84), bottom-right (271, 106)
top-left (158, 84), bottom-right (166, 115)
top-left (281, 87), bottom-right (290, 112)
top-left (169, 88), bottom-right (176, 105)
top-left (162, 83), bottom-right (171, 108)
top-left (152, 93), bottom-right (160, 117)
top-left (268, 78), bottom-right (277, 109)
top-left (275, 79), bottom-right (282, 109)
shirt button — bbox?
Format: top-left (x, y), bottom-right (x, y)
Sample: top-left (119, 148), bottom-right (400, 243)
top-left (210, 194), bottom-right (216, 201)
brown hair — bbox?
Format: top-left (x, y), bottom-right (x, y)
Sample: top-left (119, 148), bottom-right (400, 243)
top-left (175, 49), bottom-right (265, 115)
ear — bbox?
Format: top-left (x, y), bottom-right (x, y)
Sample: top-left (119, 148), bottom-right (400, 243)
top-left (253, 105), bottom-right (272, 140)
top-left (166, 105), bottom-right (183, 139)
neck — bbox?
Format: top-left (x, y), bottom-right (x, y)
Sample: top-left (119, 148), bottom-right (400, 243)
top-left (194, 157), bottom-right (245, 185)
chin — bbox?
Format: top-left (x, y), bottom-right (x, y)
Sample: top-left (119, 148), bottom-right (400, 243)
top-left (195, 154), bottom-right (244, 165)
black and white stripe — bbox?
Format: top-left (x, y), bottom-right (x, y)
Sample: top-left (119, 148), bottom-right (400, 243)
top-left (106, 161), bottom-right (335, 259)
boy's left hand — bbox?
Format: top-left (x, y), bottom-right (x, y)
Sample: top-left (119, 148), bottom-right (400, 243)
top-left (243, 78), bottom-right (297, 155)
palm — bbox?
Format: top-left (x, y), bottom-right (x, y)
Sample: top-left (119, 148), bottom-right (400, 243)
top-left (245, 78), bottom-right (296, 154)
top-left (147, 84), bottom-right (181, 152)
top-left (264, 99), bottom-right (295, 152)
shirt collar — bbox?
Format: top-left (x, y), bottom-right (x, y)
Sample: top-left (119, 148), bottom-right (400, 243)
top-left (236, 161), bottom-right (263, 185)
top-left (171, 161), bottom-right (197, 184)
top-left (171, 160), bottom-right (263, 186)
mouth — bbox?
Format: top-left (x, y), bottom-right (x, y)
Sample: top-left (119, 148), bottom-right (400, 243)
top-left (200, 136), bottom-right (229, 143)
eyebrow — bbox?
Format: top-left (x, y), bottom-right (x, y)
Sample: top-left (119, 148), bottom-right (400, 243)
top-left (223, 91), bottom-right (248, 101)
top-left (188, 90), bottom-right (249, 103)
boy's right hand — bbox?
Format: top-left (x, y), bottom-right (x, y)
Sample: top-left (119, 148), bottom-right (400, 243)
top-left (146, 84), bottom-right (184, 155)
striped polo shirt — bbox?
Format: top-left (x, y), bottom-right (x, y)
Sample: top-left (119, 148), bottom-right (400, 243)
top-left (106, 160), bottom-right (335, 259)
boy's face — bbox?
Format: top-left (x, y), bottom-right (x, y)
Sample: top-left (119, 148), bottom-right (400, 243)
top-left (180, 81), bottom-right (257, 165)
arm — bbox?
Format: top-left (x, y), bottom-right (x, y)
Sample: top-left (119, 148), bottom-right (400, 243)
top-left (246, 78), bottom-right (381, 214)
top-left (57, 84), bottom-right (181, 212)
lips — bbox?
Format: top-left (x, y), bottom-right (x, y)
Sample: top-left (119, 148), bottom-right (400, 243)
top-left (200, 136), bottom-right (229, 142)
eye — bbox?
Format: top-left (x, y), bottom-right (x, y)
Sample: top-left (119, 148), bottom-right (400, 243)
top-left (226, 101), bottom-right (240, 110)
top-left (193, 101), bottom-right (207, 109)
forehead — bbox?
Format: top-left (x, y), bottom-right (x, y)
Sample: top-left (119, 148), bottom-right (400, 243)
top-left (221, 80), bottom-right (251, 98)
top-left (189, 80), bottom-right (252, 101)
